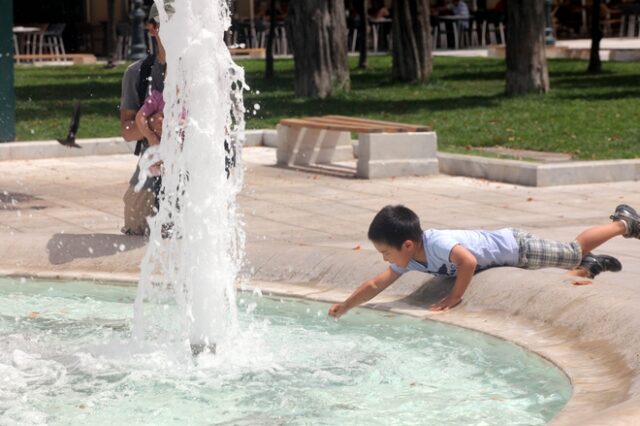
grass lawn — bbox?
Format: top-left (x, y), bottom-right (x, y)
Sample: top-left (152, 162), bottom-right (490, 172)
top-left (14, 56), bottom-right (640, 160)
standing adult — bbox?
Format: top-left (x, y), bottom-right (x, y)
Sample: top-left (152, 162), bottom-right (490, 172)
top-left (119, 2), bottom-right (173, 236)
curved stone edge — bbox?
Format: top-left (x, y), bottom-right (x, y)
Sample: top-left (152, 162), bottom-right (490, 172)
top-left (2, 239), bottom-right (640, 424)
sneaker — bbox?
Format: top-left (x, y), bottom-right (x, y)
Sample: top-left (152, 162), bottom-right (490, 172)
top-left (610, 204), bottom-right (640, 239)
top-left (578, 253), bottom-right (622, 278)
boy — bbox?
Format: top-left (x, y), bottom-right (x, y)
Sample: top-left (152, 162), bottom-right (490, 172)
top-left (328, 204), bottom-right (638, 317)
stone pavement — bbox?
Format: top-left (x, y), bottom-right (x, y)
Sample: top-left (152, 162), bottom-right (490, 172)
top-left (1, 147), bottom-right (638, 290)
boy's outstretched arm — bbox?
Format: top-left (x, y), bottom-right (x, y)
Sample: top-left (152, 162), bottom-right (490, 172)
top-left (432, 244), bottom-right (477, 311)
top-left (328, 267), bottom-right (400, 318)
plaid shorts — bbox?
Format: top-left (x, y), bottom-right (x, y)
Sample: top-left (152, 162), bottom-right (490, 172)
top-left (511, 228), bottom-right (582, 270)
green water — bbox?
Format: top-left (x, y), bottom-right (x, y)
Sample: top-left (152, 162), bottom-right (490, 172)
top-left (0, 277), bottom-right (570, 425)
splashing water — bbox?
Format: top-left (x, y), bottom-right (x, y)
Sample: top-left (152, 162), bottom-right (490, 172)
top-left (133, 0), bottom-right (247, 354)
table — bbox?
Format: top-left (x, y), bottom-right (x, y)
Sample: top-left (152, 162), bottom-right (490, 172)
top-left (13, 26), bottom-right (44, 63)
top-left (434, 15), bottom-right (472, 49)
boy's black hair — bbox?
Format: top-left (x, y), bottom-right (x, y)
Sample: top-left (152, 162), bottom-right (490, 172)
top-left (368, 205), bottom-right (422, 249)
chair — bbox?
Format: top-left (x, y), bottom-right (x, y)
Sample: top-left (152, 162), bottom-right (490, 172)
top-left (244, 21), bottom-right (267, 48)
top-left (458, 17), bottom-right (479, 48)
top-left (432, 18), bottom-right (449, 50)
top-left (259, 21), bottom-right (288, 55)
top-left (13, 33), bottom-right (20, 63)
top-left (274, 22), bottom-right (288, 55)
top-left (599, 4), bottom-right (621, 37)
top-left (618, 4), bottom-right (640, 37)
top-left (620, 14), bottom-right (640, 37)
top-left (481, 14), bottom-right (505, 46)
top-left (482, 20), bottom-right (504, 45)
top-left (42, 23), bottom-right (66, 60)
top-left (347, 18), bottom-right (359, 52)
top-left (369, 19), bottom-right (391, 51)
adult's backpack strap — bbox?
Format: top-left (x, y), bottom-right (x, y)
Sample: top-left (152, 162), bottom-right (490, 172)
top-left (137, 54), bottom-right (156, 105)
top-left (134, 54), bottom-right (156, 156)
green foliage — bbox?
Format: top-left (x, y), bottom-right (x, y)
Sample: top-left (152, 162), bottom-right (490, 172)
top-left (14, 57), bottom-right (640, 160)
top-left (15, 64), bottom-right (124, 141)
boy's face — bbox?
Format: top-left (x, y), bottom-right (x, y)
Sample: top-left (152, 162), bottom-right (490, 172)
top-left (373, 240), bottom-right (417, 268)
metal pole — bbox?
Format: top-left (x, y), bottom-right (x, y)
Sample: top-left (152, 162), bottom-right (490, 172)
top-left (0, 0), bottom-right (16, 142)
top-left (129, 0), bottom-right (147, 60)
top-left (544, 0), bottom-right (556, 45)
top-left (249, 0), bottom-right (255, 47)
top-left (106, 0), bottom-right (116, 66)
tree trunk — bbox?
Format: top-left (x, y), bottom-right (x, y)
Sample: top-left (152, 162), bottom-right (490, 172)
top-left (505, 0), bottom-right (549, 95)
top-left (265, 0), bottom-right (277, 79)
top-left (588, 0), bottom-right (602, 73)
top-left (287, 1), bottom-right (350, 98)
top-left (358, 0), bottom-right (368, 69)
top-left (391, 0), bottom-right (432, 83)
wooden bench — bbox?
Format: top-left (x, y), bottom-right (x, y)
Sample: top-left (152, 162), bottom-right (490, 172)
top-left (229, 47), bottom-right (266, 59)
top-left (277, 115), bottom-right (438, 178)
top-left (14, 53), bottom-right (97, 64)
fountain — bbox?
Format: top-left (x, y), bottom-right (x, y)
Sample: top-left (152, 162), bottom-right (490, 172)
top-left (133, 0), bottom-right (247, 355)
top-left (0, 1), bottom-right (575, 423)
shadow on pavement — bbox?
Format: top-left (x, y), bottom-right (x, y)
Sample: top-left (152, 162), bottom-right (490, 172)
top-left (46, 233), bottom-right (146, 265)
top-left (374, 276), bottom-right (456, 311)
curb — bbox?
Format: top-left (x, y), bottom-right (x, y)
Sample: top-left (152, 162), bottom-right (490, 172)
top-left (3, 131), bottom-right (638, 187)
top-left (0, 137), bottom-right (133, 161)
top-left (438, 152), bottom-right (640, 187)
top-left (0, 130), bottom-right (278, 162)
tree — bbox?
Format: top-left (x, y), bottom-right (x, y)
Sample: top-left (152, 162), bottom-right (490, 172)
top-left (357, 0), bottom-right (368, 69)
top-left (287, 1), bottom-right (350, 98)
top-left (505, 0), bottom-right (549, 95)
top-left (265, 0), bottom-right (277, 79)
top-left (588, 0), bottom-right (602, 73)
top-left (391, 0), bottom-right (432, 82)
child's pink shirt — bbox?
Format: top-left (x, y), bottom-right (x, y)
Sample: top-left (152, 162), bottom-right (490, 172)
top-left (140, 90), bottom-right (165, 117)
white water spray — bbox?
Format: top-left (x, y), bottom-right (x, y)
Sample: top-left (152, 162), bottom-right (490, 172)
top-left (133, 0), bottom-right (246, 353)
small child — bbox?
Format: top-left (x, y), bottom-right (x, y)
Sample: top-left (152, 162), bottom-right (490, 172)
top-left (136, 89), bottom-right (164, 147)
top-left (328, 204), bottom-right (638, 317)
top-left (135, 89), bottom-right (164, 181)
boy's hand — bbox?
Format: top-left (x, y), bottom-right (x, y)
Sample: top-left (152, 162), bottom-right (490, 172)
top-left (432, 245), bottom-right (475, 312)
top-left (328, 303), bottom-right (348, 318)
top-left (431, 295), bottom-right (462, 311)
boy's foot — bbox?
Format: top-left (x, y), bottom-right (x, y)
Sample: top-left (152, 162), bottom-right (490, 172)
top-left (610, 204), bottom-right (640, 238)
top-left (578, 253), bottom-right (622, 278)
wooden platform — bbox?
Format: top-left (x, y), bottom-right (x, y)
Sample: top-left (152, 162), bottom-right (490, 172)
top-left (279, 115), bottom-right (432, 134)
top-left (14, 53), bottom-right (97, 64)
top-left (229, 47), bottom-right (265, 58)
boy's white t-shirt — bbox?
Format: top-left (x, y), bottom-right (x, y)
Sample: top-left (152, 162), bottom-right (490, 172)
top-left (390, 228), bottom-right (519, 277)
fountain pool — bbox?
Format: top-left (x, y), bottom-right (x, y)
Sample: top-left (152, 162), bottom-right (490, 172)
top-left (0, 277), bottom-right (570, 425)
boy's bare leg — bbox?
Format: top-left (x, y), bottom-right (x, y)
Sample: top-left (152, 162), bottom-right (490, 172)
top-left (575, 221), bottom-right (626, 255)
top-left (563, 222), bottom-right (626, 279)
